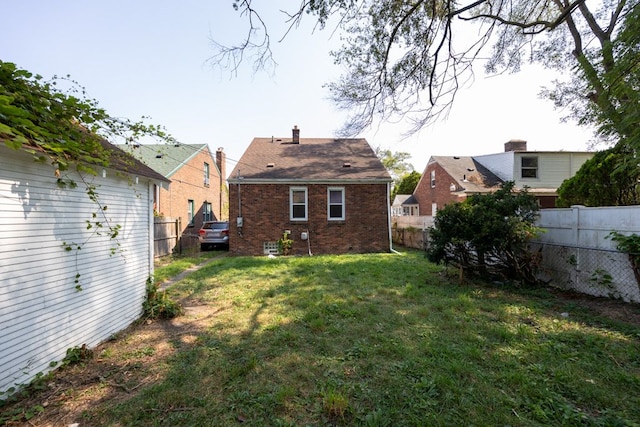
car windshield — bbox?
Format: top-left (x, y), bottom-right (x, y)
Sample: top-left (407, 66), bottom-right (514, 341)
top-left (204, 222), bottom-right (228, 230)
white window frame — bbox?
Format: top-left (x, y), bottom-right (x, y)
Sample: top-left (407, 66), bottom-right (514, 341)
top-left (188, 199), bottom-right (195, 226)
top-left (430, 170), bottom-right (436, 188)
top-left (290, 187), bottom-right (308, 221)
top-left (204, 162), bottom-right (210, 185)
top-left (327, 187), bottom-right (345, 221)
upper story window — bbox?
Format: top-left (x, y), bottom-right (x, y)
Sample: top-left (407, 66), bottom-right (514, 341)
top-left (430, 170), bottom-right (436, 188)
top-left (521, 156), bottom-right (539, 179)
top-left (328, 187), bottom-right (345, 220)
top-left (290, 187), bottom-right (308, 221)
top-left (204, 162), bottom-right (210, 186)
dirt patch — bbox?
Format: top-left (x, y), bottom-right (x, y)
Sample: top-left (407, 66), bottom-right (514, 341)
top-left (548, 288), bottom-right (640, 327)
top-left (0, 301), bottom-right (224, 427)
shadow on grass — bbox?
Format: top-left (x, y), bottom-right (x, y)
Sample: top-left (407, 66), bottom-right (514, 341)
top-left (78, 252), bottom-right (640, 426)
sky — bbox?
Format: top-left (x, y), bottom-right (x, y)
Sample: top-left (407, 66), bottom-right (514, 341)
top-left (2, 1), bottom-right (596, 175)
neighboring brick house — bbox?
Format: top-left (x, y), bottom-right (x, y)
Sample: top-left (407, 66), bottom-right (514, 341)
top-left (227, 127), bottom-right (392, 256)
top-left (122, 143), bottom-right (227, 243)
top-left (413, 140), bottom-right (593, 215)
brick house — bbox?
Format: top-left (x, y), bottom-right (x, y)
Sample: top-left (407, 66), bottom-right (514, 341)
top-left (413, 140), bottom-right (593, 216)
top-left (227, 127), bottom-right (392, 256)
top-left (122, 143), bottom-right (227, 245)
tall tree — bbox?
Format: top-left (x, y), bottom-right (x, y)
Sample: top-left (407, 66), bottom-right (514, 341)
top-left (217, 1), bottom-right (635, 142)
top-left (374, 146), bottom-right (415, 195)
top-left (556, 144), bottom-right (640, 207)
top-left (392, 170), bottom-right (422, 201)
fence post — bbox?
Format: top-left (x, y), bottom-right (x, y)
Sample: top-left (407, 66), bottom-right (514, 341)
top-left (571, 205), bottom-right (583, 283)
top-left (176, 217), bottom-right (182, 254)
top-left (571, 205), bottom-right (582, 247)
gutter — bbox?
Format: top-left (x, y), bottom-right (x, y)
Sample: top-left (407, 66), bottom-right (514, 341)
top-left (387, 181), bottom-right (402, 255)
top-left (227, 178), bottom-right (393, 185)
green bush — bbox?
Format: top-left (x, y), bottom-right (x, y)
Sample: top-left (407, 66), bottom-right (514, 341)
top-left (142, 279), bottom-right (183, 320)
top-left (427, 182), bottom-right (542, 284)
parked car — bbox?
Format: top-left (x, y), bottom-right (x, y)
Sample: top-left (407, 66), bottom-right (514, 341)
top-left (199, 221), bottom-right (229, 250)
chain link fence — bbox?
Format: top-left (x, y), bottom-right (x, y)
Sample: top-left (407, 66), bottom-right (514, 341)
top-left (531, 242), bottom-right (640, 303)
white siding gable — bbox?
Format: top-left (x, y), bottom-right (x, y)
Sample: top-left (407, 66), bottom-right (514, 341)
top-left (0, 145), bottom-right (155, 395)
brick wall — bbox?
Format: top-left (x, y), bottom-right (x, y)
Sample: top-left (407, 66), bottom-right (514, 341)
top-left (229, 183), bottom-right (390, 256)
top-left (413, 163), bottom-right (462, 215)
top-left (157, 146), bottom-right (225, 247)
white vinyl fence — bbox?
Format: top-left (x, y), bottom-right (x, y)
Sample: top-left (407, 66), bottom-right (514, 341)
top-left (392, 206), bottom-right (640, 302)
top-left (532, 205), bottom-right (640, 302)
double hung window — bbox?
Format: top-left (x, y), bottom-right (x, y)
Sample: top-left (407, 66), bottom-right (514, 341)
top-left (290, 187), bottom-right (308, 221)
top-left (188, 199), bottom-right (195, 226)
top-left (328, 187), bottom-right (345, 220)
top-left (521, 156), bottom-right (538, 178)
top-left (203, 202), bottom-right (212, 222)
top-left (204, 162), bottom-right (210, 186)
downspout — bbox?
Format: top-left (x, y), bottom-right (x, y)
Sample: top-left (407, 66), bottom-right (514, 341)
top-left (387, 181), bottom-right (402, 255)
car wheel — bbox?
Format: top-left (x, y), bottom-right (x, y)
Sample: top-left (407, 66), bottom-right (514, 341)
top-left (200, 244), bottom-right (208, 251)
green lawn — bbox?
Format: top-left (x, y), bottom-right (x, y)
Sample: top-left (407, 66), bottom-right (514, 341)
top-left (153, 249), bottom-right (225, 284)
top-left (12, 250), bottom-right (640, 426)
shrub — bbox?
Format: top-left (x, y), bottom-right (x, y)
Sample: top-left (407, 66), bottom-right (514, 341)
top-left (427, 182), bottom-right (542, 284)
top-left (142, 279), bottom-right (183, 320)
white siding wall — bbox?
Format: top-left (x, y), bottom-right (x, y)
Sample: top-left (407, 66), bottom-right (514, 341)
top-left (0, 146), bottom-right (154, 395)
top-left (514, 152), bottom-right (592, 189)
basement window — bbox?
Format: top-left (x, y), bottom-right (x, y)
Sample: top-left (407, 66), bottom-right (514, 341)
top-left (263, 241), bottom-right (279, 255)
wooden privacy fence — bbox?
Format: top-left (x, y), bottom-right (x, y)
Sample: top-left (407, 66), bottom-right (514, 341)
top-left (391, 216), bottom-right (433, 250)
top-left (154, 217), bottom-right (180, 257)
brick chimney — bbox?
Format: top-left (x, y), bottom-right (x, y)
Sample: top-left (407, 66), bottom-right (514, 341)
top-left (292, 125), bottom-right (300, 144)
top-left (504, 139), bottom-right (527, 152)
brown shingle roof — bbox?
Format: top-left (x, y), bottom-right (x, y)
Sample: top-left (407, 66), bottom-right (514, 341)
top-left (228, 137), bottom-right (391, 183)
